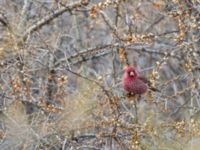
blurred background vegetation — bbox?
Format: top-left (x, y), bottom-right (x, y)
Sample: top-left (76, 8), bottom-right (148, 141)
top-left (0, 0), bottom-right (199, 149)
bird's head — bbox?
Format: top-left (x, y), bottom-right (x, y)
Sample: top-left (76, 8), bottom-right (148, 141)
top-left (125, 66), bottom-right (139, 79)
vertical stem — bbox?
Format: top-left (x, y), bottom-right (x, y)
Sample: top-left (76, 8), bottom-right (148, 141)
top-left (134, 100), bottom-right (138, 123)
top-left (115, 4), bottom-right (119, 26)
top-left (112, 49), bottom-right (117, 84)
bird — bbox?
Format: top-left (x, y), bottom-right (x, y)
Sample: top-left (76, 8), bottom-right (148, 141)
top-left (123, 66), bottom-right (157, 95)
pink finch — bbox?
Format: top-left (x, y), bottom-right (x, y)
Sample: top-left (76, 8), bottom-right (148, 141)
top-left (123, 66), bottom-right (157, 95)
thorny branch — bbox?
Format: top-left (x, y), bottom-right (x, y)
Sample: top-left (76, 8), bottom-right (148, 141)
top-left (22, 1), bottom-right (87, 41)
top-left (0, 0), bottom-right (199, 149)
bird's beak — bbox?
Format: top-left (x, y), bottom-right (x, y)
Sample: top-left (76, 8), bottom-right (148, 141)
top-left (130, 71), bottom-right (134, 76)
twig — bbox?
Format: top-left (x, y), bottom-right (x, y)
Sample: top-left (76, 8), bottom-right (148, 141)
top-left (22, 1), bottom-right (86, 41)
top-left (17, 0), bottom-right (31, 30)
top-left (134, 99), bottom-right (138, 123)
top-left (112, 48), bottom-right (117, 84)
top-left (100, 11), bottom-right (126, 41)
top-left (64, 67), bottom-right (113, 104)
top-left (145, 15), bottom-right (165, 32)
top-left (54, 43), bottom-right (119, 67)
top-left (114, 137), bottom-right (129, 150)
top-left (115, 4), bottom-right (120, 26)
top-left (62, 138), bottom-right (67, 150)
top-left (0, 13), bottom-right (8, 27)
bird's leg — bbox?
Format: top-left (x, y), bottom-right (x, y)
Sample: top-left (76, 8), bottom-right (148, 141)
top-left (126, 92), bottom-right (131, 97)
top-left (126, 92), bottom-right (136, 99)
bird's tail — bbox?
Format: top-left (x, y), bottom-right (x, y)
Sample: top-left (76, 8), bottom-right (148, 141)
top-left (149, 86), bottom-right (160, 92)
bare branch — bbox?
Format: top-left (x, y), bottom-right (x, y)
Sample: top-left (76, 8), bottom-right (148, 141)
top-left (22, 1), bottom-right (86, 41)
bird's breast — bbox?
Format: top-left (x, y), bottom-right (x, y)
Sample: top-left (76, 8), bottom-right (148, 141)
top-left (123, 77), bottom-right (148, 94)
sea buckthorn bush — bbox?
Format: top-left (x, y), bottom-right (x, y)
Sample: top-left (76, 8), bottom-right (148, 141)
top-left (0, 0), bottom-right (199, 149)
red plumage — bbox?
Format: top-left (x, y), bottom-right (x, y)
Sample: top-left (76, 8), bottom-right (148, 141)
top-left (123, 66), bottom-right (148, 95)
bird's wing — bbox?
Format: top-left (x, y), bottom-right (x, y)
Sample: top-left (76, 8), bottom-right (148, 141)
top-left (138, 76), bottom-right (151, 85)
top-left (138, 76), bottom-right (160, 92)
